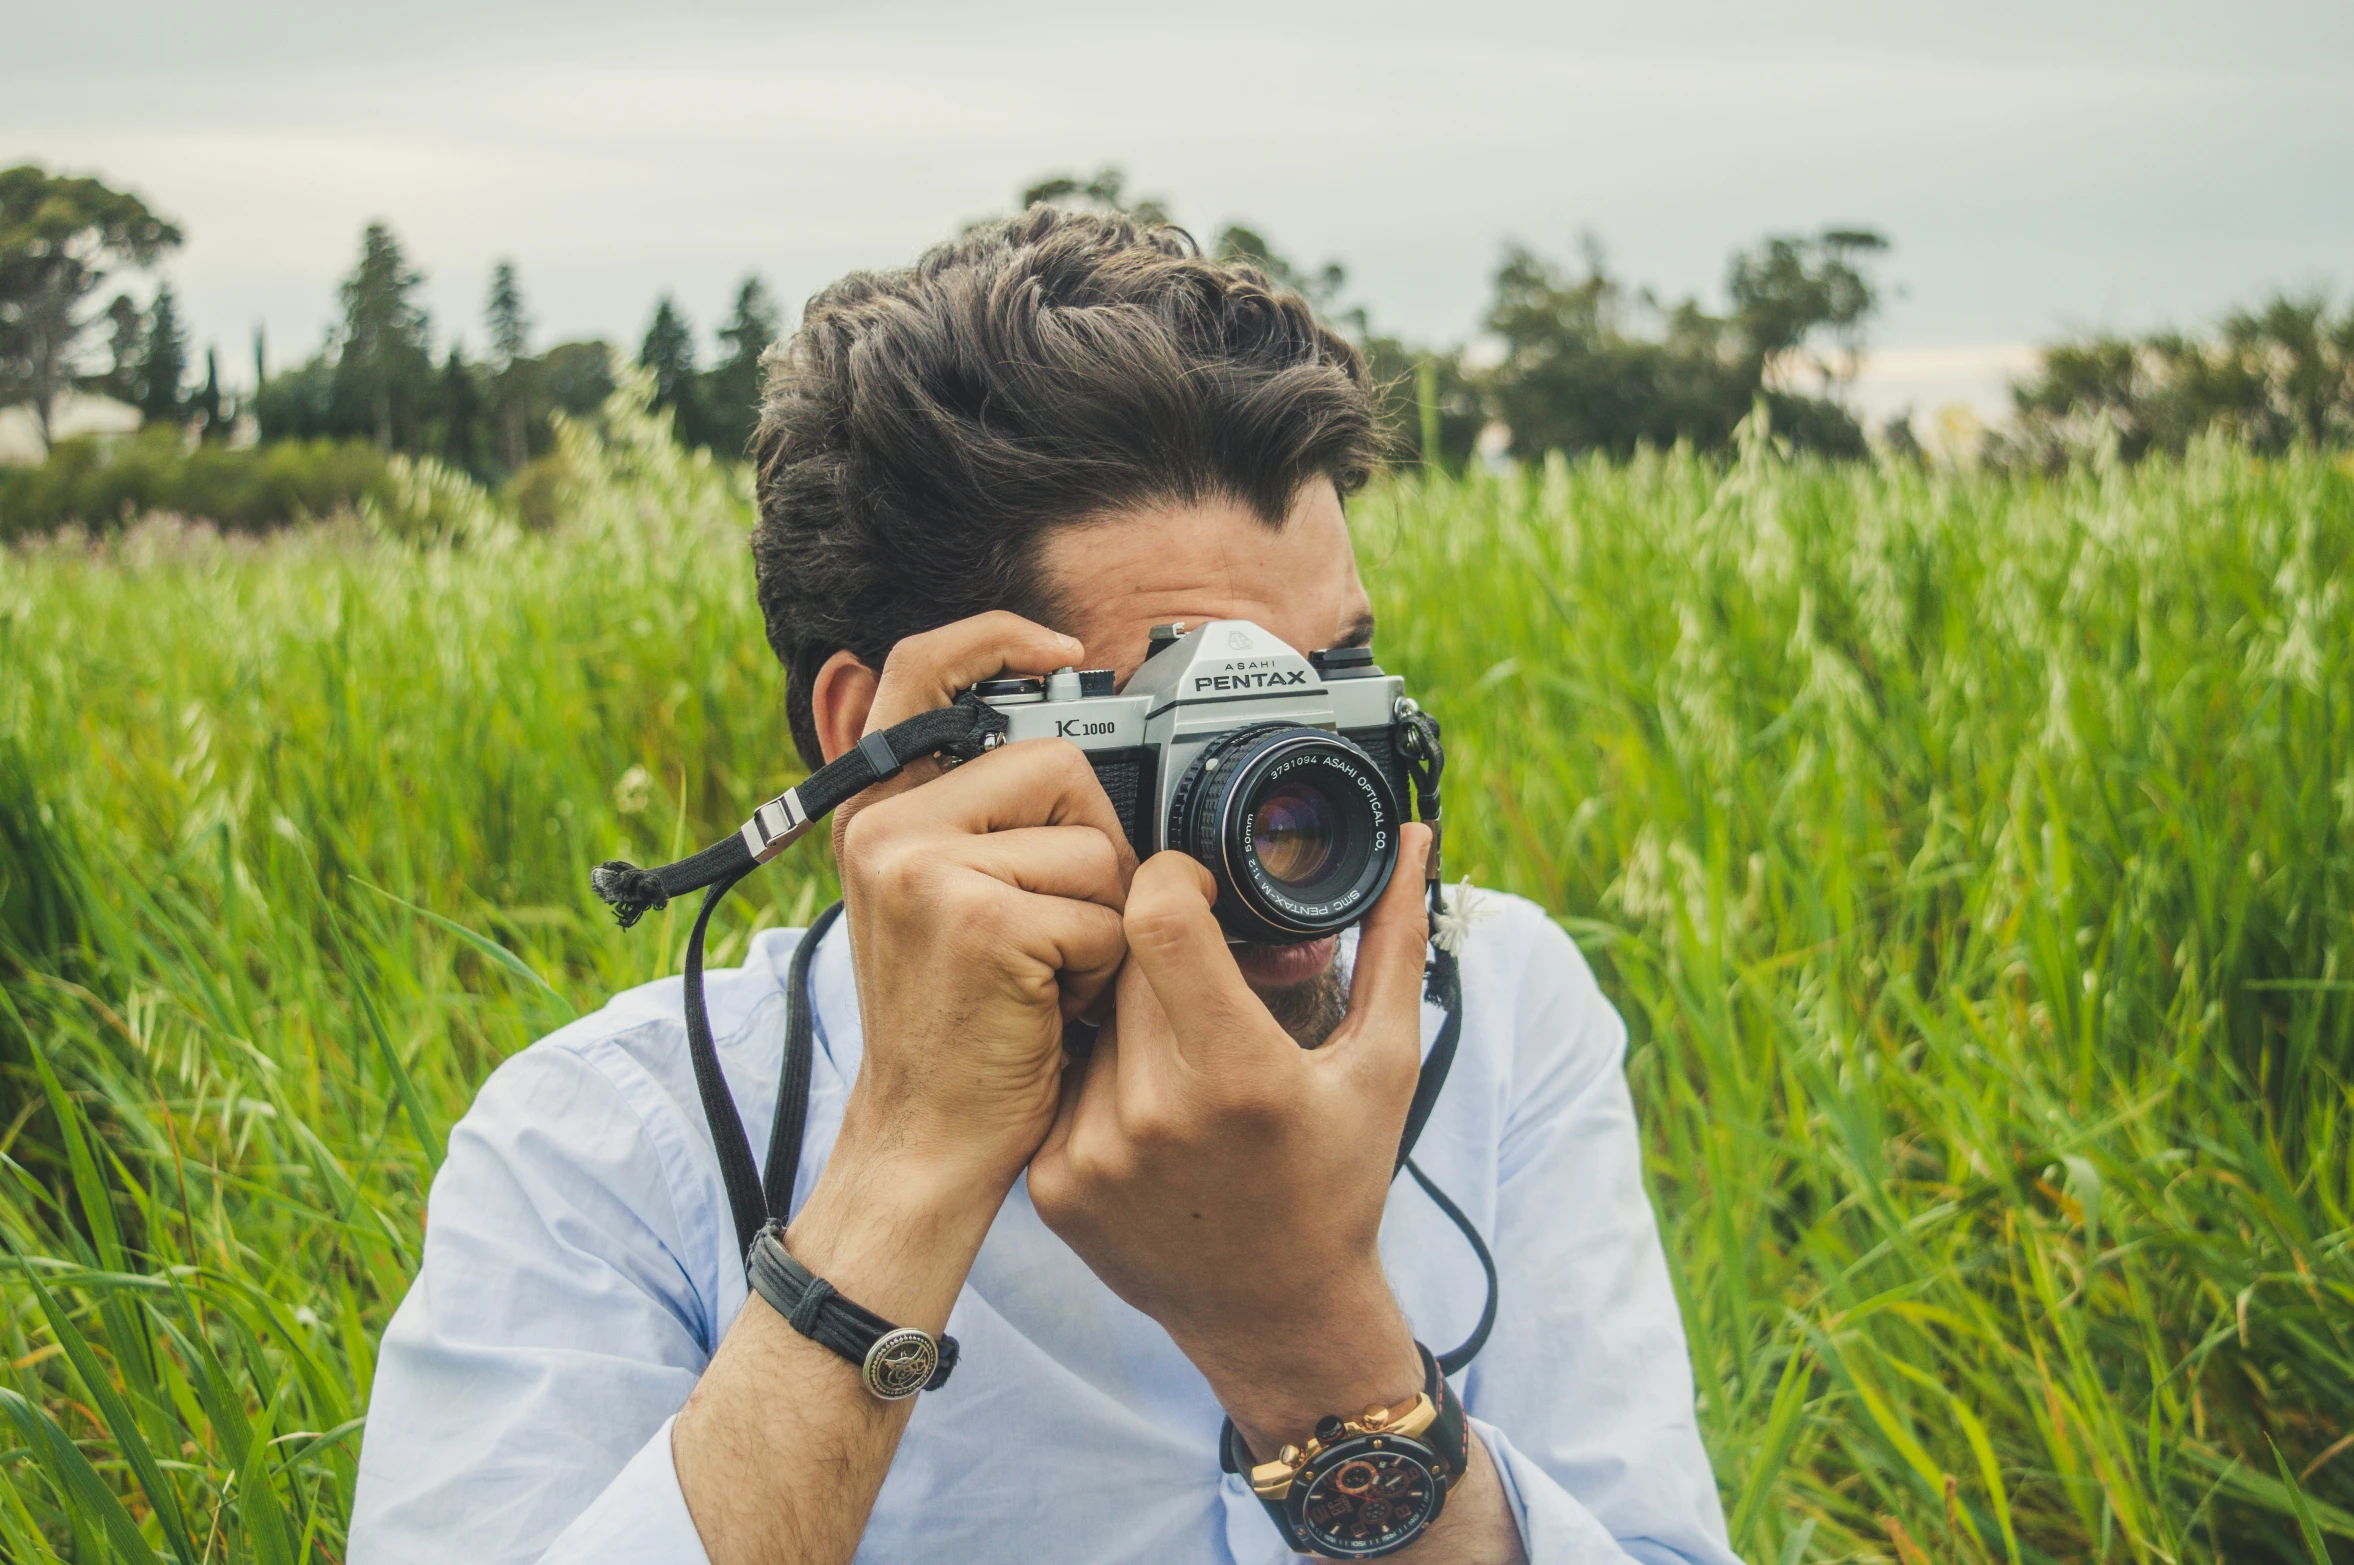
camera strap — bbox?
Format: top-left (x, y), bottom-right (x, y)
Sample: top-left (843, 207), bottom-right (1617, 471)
top-left (590, 698), bottom-right (1494, 1375)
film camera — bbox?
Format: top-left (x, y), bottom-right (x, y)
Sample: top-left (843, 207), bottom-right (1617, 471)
top-left (963, 619), bottom-right (1429, 946)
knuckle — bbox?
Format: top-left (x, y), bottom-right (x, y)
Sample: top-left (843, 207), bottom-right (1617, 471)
top-left (1071, 831), bottom-right (1122, 888)
top-left (862, 841), bottom-right (936, 905)
top-left (839, 798), bottom-right (895, 859)
top-left (1027, 1160), bottom-right (1073, 1220)
top-left (1123, 889), bottom-right (1199, 954)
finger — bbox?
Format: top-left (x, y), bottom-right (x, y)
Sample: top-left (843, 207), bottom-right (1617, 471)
top-left (954, 827), bottom-right (1128, 911)
top-left (1333, 823), bottom-right (1435, 1058)
top-left (999, 888), bottom-right (1130, 1021)
top-left (870, 737), bottom-right (1138, 879)
top-left (1103, 950), bottom-right (1183, 1130)
top-left (1030, 1013), bottom-right (1120, 1194)
top-left (866, 611), bottom-right (1083, 734)
top-left (1119, 850), bottom-right (1283, 1072)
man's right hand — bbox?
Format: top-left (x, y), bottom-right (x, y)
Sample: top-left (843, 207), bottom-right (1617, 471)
top-left (830, 611), bottom-right (1138, 1191)
top-left (674, 612), bottom-right (1134, 1565)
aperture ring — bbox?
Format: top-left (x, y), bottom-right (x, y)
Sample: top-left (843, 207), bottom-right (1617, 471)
top-left (1170, 724), bottom-right (1401, 946)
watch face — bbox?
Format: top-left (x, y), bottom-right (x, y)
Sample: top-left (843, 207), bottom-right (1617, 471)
top-left (1293, 1439), bottom-right (1444, 1558)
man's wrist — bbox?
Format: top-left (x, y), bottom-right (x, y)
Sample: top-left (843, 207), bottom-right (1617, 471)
top-left (782, 1104), bottom-right (1013, 1336)
top-left (1187, 1272), bottom-right (1425, 1460)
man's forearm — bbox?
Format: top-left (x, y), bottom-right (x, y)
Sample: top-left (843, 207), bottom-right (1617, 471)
top-left (671, 1116), bottom-right (1007, 1565)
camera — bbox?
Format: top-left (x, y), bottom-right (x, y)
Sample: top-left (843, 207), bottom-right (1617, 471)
top-left (962, 619), bottom-right (1421, 945)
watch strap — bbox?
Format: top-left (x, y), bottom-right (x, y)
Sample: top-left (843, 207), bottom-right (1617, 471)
top-left (745, 1224), bottom-right (959, 1398)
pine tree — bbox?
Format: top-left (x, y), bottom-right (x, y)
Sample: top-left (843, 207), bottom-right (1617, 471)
top-left (439, 341), bottom-right (484, 473)
top-left (485, 260), bottom-right (533, 471)
top-left (639, 294), bottom-right (704, 445)
top-left (196, 345), bottom-right (223, 440)
top-left (137, 284), bottom-right (188, 424)
top-left (90, 292), bottom-right (145, 404)
top-left (331, 221), bottom-right (434, 451)
top-left (703, 274), bottom-right (779, 456)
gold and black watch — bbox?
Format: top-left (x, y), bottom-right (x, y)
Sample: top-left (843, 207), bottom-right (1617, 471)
top-left (1219, 1343), bottom-right (1470, 1559)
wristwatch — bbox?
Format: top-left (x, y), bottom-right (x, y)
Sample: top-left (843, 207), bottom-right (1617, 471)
top-left (1220, 1343), bottom-right (1470, 1559)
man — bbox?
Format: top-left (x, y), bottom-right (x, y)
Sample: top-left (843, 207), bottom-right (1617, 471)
top-left (350, 209), bottom-right (1735, 1565)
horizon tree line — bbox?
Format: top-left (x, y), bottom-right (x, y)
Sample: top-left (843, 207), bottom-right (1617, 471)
top-left (7, 160), bottom-right (2351, 478)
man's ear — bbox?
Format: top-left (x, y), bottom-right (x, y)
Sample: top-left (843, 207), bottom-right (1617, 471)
top-left (810, 649), bottom-right (881, 764)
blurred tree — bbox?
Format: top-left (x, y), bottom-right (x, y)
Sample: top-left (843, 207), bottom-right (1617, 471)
top-left (1485, 229), bottom-right (1883, 460)
top-left (1019, 167), bottom-right (1173, 227)
top-left (195, 345), bottom-right (225, 441)
top-left (1215, 224), bottom-right (1350, 318)
top-left (485, 259), bottom-right (534, 471)
top-left (87, 292), bottom-right (144, 404)
top-left (437, 342), bottom-right (485, 473)
top-left (1211, 212), bottom-right (1477, 468)
top-left (702, 274), bottom-right (779, 456)
top-left (0, 165), bottom-right (182, 443)
top-left (253, 358), bottom-right (337, 442)
top-left (540, 339), bottom-right (617, 420)
top-left (640, 295), bottom-right (708, 446)
top-left (1727, 228), bottom-right (1888, 398)
top-left (2006, 292), bottom-right (2354, 464)
top-left (136, 284), bottom-right (188, 425)
top-left (331, 222), bottom-right (435, 451)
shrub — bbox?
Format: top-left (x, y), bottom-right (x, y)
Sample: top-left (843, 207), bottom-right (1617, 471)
top-left (0, 427), bottom-right (398, 540)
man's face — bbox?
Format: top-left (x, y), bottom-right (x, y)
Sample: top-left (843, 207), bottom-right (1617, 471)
top-left (1038, 477), bottom-right (1375, 1043)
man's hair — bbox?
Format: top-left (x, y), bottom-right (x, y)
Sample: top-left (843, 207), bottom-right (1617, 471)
top-left (749, 207), bottom-right (1381, 770)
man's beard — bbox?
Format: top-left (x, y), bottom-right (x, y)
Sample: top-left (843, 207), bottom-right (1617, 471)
top-left (1254, 963), bottom-right (1348, 1048)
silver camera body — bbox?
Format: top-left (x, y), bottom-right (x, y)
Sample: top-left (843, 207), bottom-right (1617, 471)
top-left (968, 619), bottom-right (1415, 945)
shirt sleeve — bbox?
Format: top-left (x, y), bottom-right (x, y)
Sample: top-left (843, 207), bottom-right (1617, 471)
top-left (349, 1038), bottom-right (718, 1565)
top-left (1463, 911), bottom-right (1739, 1565)
top-left (539, 1418), bottom-right (704, 1563)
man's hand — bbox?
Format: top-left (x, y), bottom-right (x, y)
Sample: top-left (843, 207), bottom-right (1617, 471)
top-left (828, 612), bottom-right (1140, 1196)
top-left (1028, 825), bottom-right (1436, 1455)
top-left (674, 613), bottom-right (1136, 1565)
top-left (1028, 828), bottom-right (1526, 1563)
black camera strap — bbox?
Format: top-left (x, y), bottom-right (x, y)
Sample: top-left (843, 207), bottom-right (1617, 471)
top-left (591, 699), bottom-right (1494, 1375)
top-left (588, 695), bottom-right (1011, 931)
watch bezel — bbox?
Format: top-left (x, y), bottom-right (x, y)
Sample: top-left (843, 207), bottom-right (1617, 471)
top-left (1283, 1430), bottom-right (1450, 1559)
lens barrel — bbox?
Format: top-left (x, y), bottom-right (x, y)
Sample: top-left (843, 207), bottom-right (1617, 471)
top-left (1166, 724), bottom-right (1402, 946)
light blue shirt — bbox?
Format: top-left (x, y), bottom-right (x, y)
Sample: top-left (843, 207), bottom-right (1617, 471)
top-left (350, 891), bottom-right (1735, 1565)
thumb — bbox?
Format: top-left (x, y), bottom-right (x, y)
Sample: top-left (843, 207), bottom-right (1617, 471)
top-left (1121, 851), bottom-right (1278, 1070)
top-left (1336, 823), bottom-right (1434, 1051)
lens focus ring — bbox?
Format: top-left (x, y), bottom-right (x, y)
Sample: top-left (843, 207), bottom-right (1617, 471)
top-left (1167, 724), bottom-right (1401, 946)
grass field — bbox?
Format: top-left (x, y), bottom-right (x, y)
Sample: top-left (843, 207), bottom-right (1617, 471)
top-left (3, 390), bottom-right (2350, 1563)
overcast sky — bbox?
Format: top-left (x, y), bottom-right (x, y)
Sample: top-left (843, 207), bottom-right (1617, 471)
top-left (10, 0), bottom-right (2350, 419)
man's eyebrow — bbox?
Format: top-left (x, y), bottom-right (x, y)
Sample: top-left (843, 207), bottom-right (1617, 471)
top-left (1332, 613), bottom-right (1377, 649)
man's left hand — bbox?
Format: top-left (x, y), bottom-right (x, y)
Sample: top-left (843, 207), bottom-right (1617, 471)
top-left (1028, 823), bottom-right (1435, 1455)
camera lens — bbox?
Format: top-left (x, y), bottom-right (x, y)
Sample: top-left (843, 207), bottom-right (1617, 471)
top-left (1251, 783), bottom-right (1344, 887)
top-left (1166, 724), bottom-right (1401, 945)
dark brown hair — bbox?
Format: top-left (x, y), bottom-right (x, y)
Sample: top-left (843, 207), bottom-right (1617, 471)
top-left (749, 206), bottom-right (1380, 769)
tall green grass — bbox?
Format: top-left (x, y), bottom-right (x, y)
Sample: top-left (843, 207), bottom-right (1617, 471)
top-left (2, 393), bottom-right (2348, 1562)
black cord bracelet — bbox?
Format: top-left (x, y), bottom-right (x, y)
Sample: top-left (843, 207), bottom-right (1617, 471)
top-left (745, 1223), bottom-right (959, 1400)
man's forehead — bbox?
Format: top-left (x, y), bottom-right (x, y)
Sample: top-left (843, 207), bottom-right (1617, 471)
top-left (1038, 483), bottom-right (1370, 671)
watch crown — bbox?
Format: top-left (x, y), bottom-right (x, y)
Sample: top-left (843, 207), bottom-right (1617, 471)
top-left (1314, 1415), bottom-right (1345, 1443)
